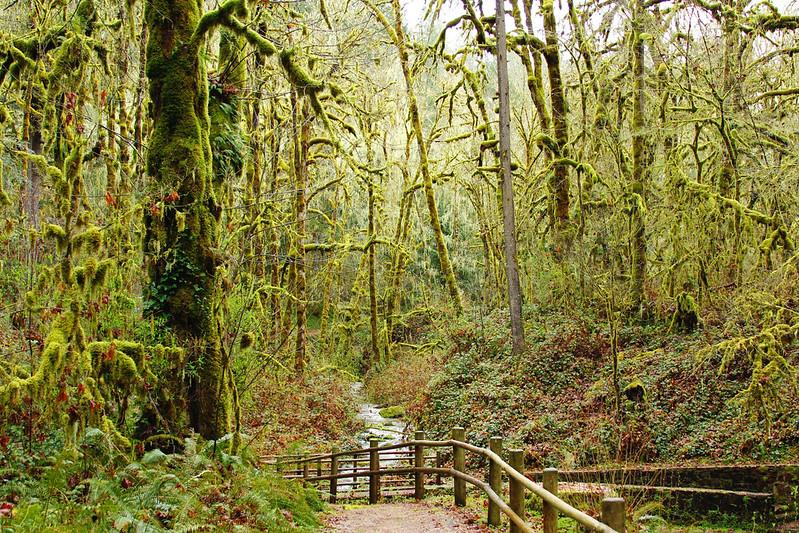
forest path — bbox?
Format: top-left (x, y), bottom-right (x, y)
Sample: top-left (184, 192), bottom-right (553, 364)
top-left (324, 502), bottom-right (491, 532)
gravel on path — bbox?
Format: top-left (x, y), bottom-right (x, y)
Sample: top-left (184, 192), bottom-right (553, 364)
top-left (324, 502), bottom-right (491, 533)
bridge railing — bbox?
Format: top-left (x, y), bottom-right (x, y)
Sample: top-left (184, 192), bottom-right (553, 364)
top-left (264, 426), bottom-right (625, 533)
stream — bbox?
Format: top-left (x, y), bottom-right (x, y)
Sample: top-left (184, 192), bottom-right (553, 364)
top-left (351, 381), bottom-right (407, 447)
top-left (338, 382), bottom-right (410, 493)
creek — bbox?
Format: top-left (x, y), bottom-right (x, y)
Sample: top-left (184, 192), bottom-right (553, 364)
top-left (337, 382), bottom-right (410, 494)
top-left (350, 381), bottom-right (407, 447)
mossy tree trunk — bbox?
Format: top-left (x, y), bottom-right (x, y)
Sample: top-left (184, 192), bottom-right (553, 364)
top-left (143, 0), bottom-right (235, 440)
top-left (292, 91), bottom-right (311, 373)
top-left (542, 0), bottom-right (571, 256)
top-left (134, 23), bottom-right (148, 181)
top-left (368, 146), bottom-right (383, 366)
top-left (719, 1), bottom-right (744, 286)
top-left (516, 0), bottom-right (553, 135)
top-left (383, 164), bottom-right (415, 360)
top-left (267, 106), bottom-right (283, 349)
top-left (630, 0), bottom-right (650, 315)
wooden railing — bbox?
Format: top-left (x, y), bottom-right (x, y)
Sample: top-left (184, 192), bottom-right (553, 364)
top-left (264, 427), bottom-right (626, 533)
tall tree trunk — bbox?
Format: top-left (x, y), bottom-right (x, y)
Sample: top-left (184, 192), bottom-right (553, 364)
top-left (143, 0), bottom-right (235, 440)
top-left (495, 0), bottom-right (525, 355)
top-left (630, 0), bottom-right (649, 314)
top-left (719, 2), bottom-right (743, 286)
top-left (366, 140), bottom-right (380, 366)
top-left (292, 91), bottom-right (311, 373)
top-left (383, 166), bottom-right (415, 360)
top-left (542, 0), bottom-right (571, 255)
top-left (134, 23), bottom-right (148, 182)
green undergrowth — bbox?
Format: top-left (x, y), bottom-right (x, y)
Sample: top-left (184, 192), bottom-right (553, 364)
top-left (385, 304), bottom-right (799, 467)
top-left (0, 429), bottom-right (322, 532)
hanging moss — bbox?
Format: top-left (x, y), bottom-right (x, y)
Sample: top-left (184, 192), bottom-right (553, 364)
top-left (0, 312), bottom-right (70, 405)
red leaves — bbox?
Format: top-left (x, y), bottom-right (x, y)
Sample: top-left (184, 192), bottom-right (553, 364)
top-left (222, 84), bottom-right (240, 96)
top-left (103, 343), bottom-right (116, 362)
top-left (0, 502), bottom-right (14, 518)
top-left (24, 329), bottom-right (42, 344)
top-left (100, 89), bottom-right (107, 107)
top-left (77, 383), bottom-right (86, 395)
top-left (56, 387), bottom-right (68, 403)
top-left (105, 190), bottom-right (118, 208)
top-left (120, 478), bottom-right (133, 489)
top-left (63, 92), bottom-right (78, 130)
top-left (148, 191), bottom-right (178, 219)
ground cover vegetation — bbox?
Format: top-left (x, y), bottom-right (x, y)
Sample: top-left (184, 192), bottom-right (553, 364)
top-left (0, 0), bottom-right (798, 529)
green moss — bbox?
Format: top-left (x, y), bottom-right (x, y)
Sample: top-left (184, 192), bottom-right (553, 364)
top-left (73, 225), bottom-right (103, 251)
top-left (623, 378), bottom-right (647, 402)
top-left (144, 0), bottom-right (237, 440)
top-left (670, 292), bottom-right (700, 333)
top-left (378, 405), bottom-right (406, 418)
top-left (279, 49), bottom-right (323, 91)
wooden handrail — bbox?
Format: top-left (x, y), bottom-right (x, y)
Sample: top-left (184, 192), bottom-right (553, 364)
top-left (268, 434), bottom-right (624, 533)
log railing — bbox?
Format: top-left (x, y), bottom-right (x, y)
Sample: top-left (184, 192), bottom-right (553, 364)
top-left (264, 427), bottom-right (626, 533)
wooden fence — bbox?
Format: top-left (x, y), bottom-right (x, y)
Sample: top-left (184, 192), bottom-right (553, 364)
top-left (265, 427), bottom-right (626, 533)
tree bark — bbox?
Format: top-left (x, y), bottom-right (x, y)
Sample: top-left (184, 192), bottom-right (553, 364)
top-left (495, 0), bottom-right (525, 355)
top-left (630, 0), bottom-right (649, 314)
top-left (143, 0), bottom-right (235, 439)
top-left (542, 0), bottom-right (571, 255)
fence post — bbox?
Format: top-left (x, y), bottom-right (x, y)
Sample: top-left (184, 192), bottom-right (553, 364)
top-left (369, 438), bottom-right (380, 504)
top-left (330, 447), bottom-right (339, 504)
top-left (452, 427), bottom-right (466, 507)
top-left (543, 467), bottom-right (559, 533)
top-left (509, 449), bottom-right (525, 533)
top-left (435, 450), bottom-right (443, 485)
top-left (302, 454), bottom-right (309, 483)
top-left (487, 437), bottom-right (503, 527)
top-left (601, 497), bottom-right (625, 533)
top-left (414, 431), bottom-right (425, 500)
top-left (316, 456), bottom-right (322, 478)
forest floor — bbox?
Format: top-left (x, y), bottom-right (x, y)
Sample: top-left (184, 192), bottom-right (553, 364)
top-left (323, 502), bottom-right (490, 532)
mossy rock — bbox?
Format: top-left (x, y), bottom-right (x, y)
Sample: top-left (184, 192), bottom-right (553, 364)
top-left (624, 379), bottom-right (647, 402)
top-left (378, 406), bottom-right (405, 419)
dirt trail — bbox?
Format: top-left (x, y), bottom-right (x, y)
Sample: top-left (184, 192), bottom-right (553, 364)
top-left (324, 502), bottom-right (490, 532)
